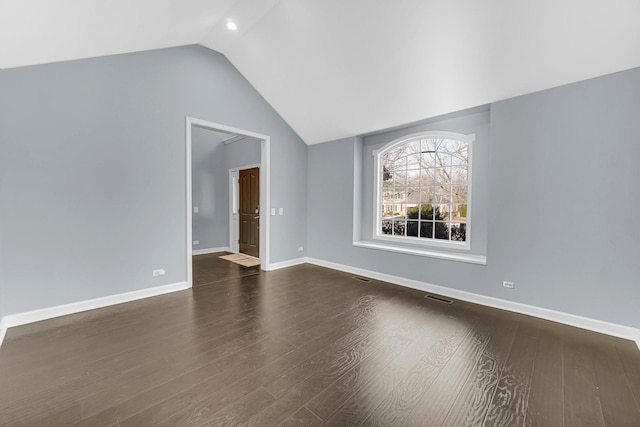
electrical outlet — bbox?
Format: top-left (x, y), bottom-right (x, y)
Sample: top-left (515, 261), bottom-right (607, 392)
top-left (153, 269), bottom-right (166, 277)
top-left (297, 246), bottom-right (303, 252)
top-left (193, 206), bottom-right (199, 213)
top-left (502, 281), bottom-right (515, 289)
top-left (193, 240), bottom-right (200, 246)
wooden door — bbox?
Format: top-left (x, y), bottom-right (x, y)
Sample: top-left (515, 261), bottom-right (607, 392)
top-left (239, 167), bottom-right (260, 258)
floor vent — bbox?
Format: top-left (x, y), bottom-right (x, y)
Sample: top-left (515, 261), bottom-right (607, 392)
top-left (425, 294), bottom-right (454, 304)
top-left (352, 276), bottom-right (372, 283)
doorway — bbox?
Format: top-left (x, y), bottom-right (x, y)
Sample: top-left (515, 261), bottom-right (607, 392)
top-left (239, 167), bottom-right (260, 258)
top-left (186, 117), bottom-right (271, 287)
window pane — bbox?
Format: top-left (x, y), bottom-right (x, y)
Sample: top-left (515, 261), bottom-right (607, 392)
top-left (407, 187), bottom-right (420, 203)
top-left (452, 203), bottom-right (467, 222)
top-left (420, 221), bottom-right (433, 238)
top-left (439, 204), bottom-right (452, 221)
top-left (393, 171), bottom-right (407, 186)
top-left (451, 146), bottom-right (468, 166)
top-left (432, 204), bottom-right (445, 221)
top-left (407, 142), bottom-right (421, 169)
top-left (385, 147), bottom-right (405, 167)
top-left (422, 138), bottom-right (438, 156)
top-left (406, 140), bottom-right (421, 155)
top-left (388, 146), bottom-right (406, 157)
top-left (381, 220), bottom-right (393, 235)
top-left (451, 166), bottom-right (467, 185)
top-left (382, 152), bottom-right (393, 168)
top-left (451, 185), bottom-right (467, 204)
top-left (382, 165), bottom-right (394, 181)
top-left (434, 152), bottom-right (451, 168)
top-left (440, 139), bottom-right (459, 153)
top-left (407, 157), bottom-right (420, 170)
top-left (382, 204), bottom-right (394, 219)
top-left (420, 187), bottom-right (436, 204)
top-left (394, 157), bottom-right (407, 171)
top-left (406, 169), bottom-right (420, 186)
top-left (421, 150), bottom-right (436, 168)
top-left (407, 221), bottom-right (419, 237)
top-left (406, 203), bottom-right (419, 219)
top-left (393, 190), bottom-right (406, 204)
top-left (444, 139), bottom-right (466, 156)
top-left (434, 187), bottom-right (451, 204)
top-left (434, 222), bottom-right (449, 240)
top-left (451, 223), bottom-right (466, 241)
top-left (420, 168), bottom-right (436, 187)
top-left (420, 204), bottom-right (435, 220)
top-left (392, 203), bottom-right (405, 217)
top-left (434, 167), bottom-right (451, 184)
top-left (393, 220), bottom-right (406, 236)
top-left (382, 160), bottom-right (395, 177)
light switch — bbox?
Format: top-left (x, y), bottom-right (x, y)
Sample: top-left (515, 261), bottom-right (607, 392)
top-left (271, 208), bottom-right (276, 215)
top-left (278, 208), bottom-right (284, 215)
top-left (193, 206), bottom-right (199, 213)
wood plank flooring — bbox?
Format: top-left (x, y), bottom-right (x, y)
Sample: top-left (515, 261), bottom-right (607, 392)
top-left (1, 252), bottom-right (639, 426)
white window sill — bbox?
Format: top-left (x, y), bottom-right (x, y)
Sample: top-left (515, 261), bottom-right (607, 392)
top-left (353, 240), bottom-right (487, 265)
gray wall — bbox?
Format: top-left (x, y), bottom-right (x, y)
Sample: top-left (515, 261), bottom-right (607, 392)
top-left (0, 135), bottom-right (4, 321)
top-left (308, 67), bottom-right (640, 330)
top-left (308, 137), bottom-right (357, 258)
top-left (0, 142), bottom-right (4, 320)
top-left (225, 136), bottom-right (261, 170)
top-left (0, 45), bottom-right (307, 316)
top-left (0, 214), bottom-right (3, 321)
top-left (191, 128), bottom-right (261, 251)
top-left (488, 68), bottom-right (640, 329)
top-left (191, 128), bottom-right (227, 250)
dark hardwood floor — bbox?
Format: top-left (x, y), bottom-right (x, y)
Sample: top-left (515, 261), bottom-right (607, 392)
top-left (1, 252), bottom-right (639, 426)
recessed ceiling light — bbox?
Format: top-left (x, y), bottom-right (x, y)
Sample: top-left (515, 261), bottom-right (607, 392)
top-left (226, 21), bottom-right (237, 31)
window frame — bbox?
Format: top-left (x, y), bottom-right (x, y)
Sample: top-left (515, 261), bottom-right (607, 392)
top-left (372, 131), bottom-right (475, 251)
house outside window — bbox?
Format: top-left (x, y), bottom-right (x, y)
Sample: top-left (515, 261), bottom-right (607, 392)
top-left (374, 131), bottom-right (475, 250)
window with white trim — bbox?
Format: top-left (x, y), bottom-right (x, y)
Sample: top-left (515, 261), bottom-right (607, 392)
top-left (374, 131), bottom-right (474, 249)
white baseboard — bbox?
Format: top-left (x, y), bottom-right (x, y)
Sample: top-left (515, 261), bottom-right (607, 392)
top-left (193, 247), bottom-right (229, 256)
top-left (306, 257), bottom-right (640, 349)
top-left (268, 257), bottom-right (308, 271)
top-left (2, 281), bottom-right (189, 331)
top-left (0, 319), bottom-right (7, 349)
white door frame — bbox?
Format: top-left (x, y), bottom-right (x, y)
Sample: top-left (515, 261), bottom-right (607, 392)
top-left (186, 117), bottom-right (270, 287)
top-left (229, 163), bottom-right (261, 254)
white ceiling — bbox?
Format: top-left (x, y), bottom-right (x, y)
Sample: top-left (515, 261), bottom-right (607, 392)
top-left (2, 0), bottom-right (640, 144)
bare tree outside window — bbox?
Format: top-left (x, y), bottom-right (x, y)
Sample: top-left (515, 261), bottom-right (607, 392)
top-left (378, 133), bottom-right (472, 246)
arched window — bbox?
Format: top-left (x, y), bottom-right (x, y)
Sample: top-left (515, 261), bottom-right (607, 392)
top-left (374, 131), bottom-right (474, 249)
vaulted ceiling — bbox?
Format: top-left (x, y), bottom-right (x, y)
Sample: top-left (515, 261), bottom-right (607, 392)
top-left (2, 0), bottom-right (640, 144)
